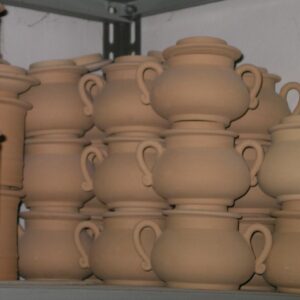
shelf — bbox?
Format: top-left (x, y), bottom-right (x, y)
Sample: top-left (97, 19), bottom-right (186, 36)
top-left (0, 0), bottom-right (225, 22)
top-left (0, 282), bottom-right (298, 300)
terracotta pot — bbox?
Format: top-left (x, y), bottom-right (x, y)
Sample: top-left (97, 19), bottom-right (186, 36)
top-left (137, 129), bottom-right (264, 211)
top-left (81, 136), bottom-right (167, 211)
top-left (134, 210), bottom-right (272, 290)
top-left (73, 53), bottom-right (111, 72)
top-left (0, 64), bottom-right (37, 188)
top-left (19, 211), bottom-right (96, 281)
top-left (232, 134), bottom-right (279, 214)
top-left (258, 104), bottom-right (300, 210)
top-left (79, 55), bottom-right (168, 135)
top-left (21, 59), bottom-right (93, 137)
top-left (239, 216), bottom-right (275, 291)
top-left (230, 68), bottom-right (291, 134)
top-left (75, 211), bottom-right (164, 286)
top-left (137, 36), bottom-right (262, 128)
top-left (265, 210), bottom-right (300, 293)
top-left (0, 189), bottom-right (22, 280)
top-left (23, 138), bottom-right (93, 212)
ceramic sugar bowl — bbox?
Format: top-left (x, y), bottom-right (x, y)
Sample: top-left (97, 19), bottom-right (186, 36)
top-left (137, 129), bottom-right (264, 211)
top-left (75, 211), bottom-right (165, 286)
top-left (21, 59), bottom-right (92, 137)
top-left (19, 211), bottom-right (95, 281)
top-left (134, 210), bottom-right (272, 290)
top-left (79, 55), bottom-right (168, 135)
top-left (137, 36), bottom-right (262, 128)
top-left (23, 137), bottom-right (93, 212)
top-left (81, 136), bottom-right (167, 211)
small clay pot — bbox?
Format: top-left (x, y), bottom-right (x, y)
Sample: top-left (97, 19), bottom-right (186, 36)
top-left (21, 59), bottom-right (93, 137)
top-left (79, 55), bottom-right (169, 135)
top-left (19, 211), bottom-right (96, 281)
top-left (81, 136), bottom-right (167, 211)
top-left (136, 129), bottom-right (264, 211)
top-left (134, 210), bottom-right (272, 290)
top-left (230, 68), bottom-right (291, 135)
top-left (75, 211), bottom-right (164, 286)
top-left (137, 36), bottom-right (262, 128)
top-left (0, 189), bottom-right (22, 280)
top-left (23, 137), bottom-right (93, 212)
top-left (265, 210), bottom-right (300, 293)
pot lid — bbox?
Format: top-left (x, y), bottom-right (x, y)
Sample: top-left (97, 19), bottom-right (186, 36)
top-left (163, 36), bottom-right (241, 61)
top-left (73, 53), bottom-right (111, 72)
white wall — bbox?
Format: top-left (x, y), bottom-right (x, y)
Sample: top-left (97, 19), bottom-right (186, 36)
top-left (1, 5), bottom-right (103, 68)
top-left (142, 0), bottom-right (300, 108)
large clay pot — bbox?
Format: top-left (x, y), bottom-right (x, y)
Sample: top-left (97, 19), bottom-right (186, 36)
top-left (239, 216), bottom-right (275, 291)
top-left (230, 68), bottom-right (291, 134)
top-left (231, 134), bottom-right (279, 214)
top-left (20, 59), bottom-right (92, 137)
top-left (19, 211), bottom-right (96, 281)
top-left (137, 129), bottom-right (263, 211)
top-left (79, 55), bottom-right (168, 135)
top-left (75, 211), bottom-right (164, 286)
top-left (137, 36), bottom-right (262, 128)
top-left (81, 136), bottom-right (167, 211)
top-left (134, 210), bottom-right (272, 290)
top-left (258, 105), bottom-right (300, 211)
top-left (23, 138), bottom-right (93, 212)
top-left (0, 189), bottom-right (22, 280)
top-left (0, 64), bottom-right (38, 188)
top-left (265, 210), bottom-right (300, 293)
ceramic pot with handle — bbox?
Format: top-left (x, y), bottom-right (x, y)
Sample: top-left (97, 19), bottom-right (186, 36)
top-left (19, 211), bottom-right (97, 281)
top-left (79, 55), bottom-right (168, 136)
top-left (23, 137), bottom-right (93, 212)
top-left (133, 210), bottom-right (272, 290)
top-left (137, 36), bottom-right (262, 128)
top-left (21, 59), bottom-right (93, 137)
top-left (137, 129), bottom-right (264, 211)
top-left (75, 211), bottom-right (165, 286)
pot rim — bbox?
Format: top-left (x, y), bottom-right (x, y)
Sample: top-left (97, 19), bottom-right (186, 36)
top-left (0, 189), bottom-right (24, 198)
top-left (237, 133), bottom-right (271, 143)
top-left (25, 137), bottom-right (88, 145)
top-left (272, 210), bottom-right (300, 219)
top-left (164, 209), bottom-right (240, 219)
top-left (271, 121), bottom-right (300, 133)
top-left (0, 97), bottom-right (32, 110)
top-left (0, 72), bottom-right (39, 86)
top-left (104, 210), bottom-right (163, 218)
top-left (19, 210), bottom-right (88, 220)
top-left (104, 136), bottom-right (161, 144)
top-left (27, 129), bottom-right (83, 138)
top-left (162, 128), bottom-right (237, 138)
top-left (106, 125), bottom-right (165, 136)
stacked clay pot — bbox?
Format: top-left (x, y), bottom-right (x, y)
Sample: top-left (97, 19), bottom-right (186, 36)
top-left (19, 56), bottom-right (110, 281)
top-left (258, 93), bottom-right (300, 293)
top-left (121, 36), bottom-right (277, 290)
top-left (0, 60), bottom-right (38, 280)
top-left (75, 55), bottom-right (168, 286)
top-left (229, 68), bottom-right (294, 291)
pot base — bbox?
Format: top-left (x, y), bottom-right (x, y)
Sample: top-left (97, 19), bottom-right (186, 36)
top-left (104, 279), bottom-right (164, 287)
top-left (167, 282), bottom-right (239, 290)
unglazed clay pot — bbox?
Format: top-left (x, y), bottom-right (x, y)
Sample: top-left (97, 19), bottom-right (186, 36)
top-left (23, 138), bottom-right (93, 212)
top-left (75, 211), bottom-right (164, 286)
top-left (259, 103), bottom-right (300, 211)
top-left (230, 68), bottom-right (291, 134)
top-left (21, 59), bottom-right (93, 137)
top-left (73, 53), bottom-right (111, 72)
top-left (239, 216), bottom-right (275, 291)
top-left (134, 210), bottom-right (272, 290)
top-left (79, 55), bottom-right (168, 135)
top-left (231, 134), bottom-right (279, 214)
top-left (265, 210), bottom-right (300, 293)
top-left (137, 36), bottom-right (262, 128)
top-left (81, 136), bottom-right (167, 211)
top-left (137, 129), bottom-right (264, 211)
top-left (0, 64), bottom-right (38, 188)
top-left (0, 189), bottom-right (22, 280)
top-left (19, 211), bottom-right (96, 281)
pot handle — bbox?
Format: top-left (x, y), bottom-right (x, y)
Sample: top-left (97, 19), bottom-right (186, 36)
top-left (136, 140), bottom-right (164, 186)
top-left (136, 62), bottom-right (163, 105)
top-left (235, 140), bottom-right (264, 187)
top-left (279, 81), bottom-right (300, 115)
top-left (79, 74), bottom-right (105, 116)
top-left (74, 221), bottom-right (102, 269)
top-left (133, 220), bottom-right (162, 271)
top-left (236, 64), bottom-right (262, 110)
top-left (242, 223), bottom-right (272, 275)
top-left (80, 145), bottom-right (106, 191)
